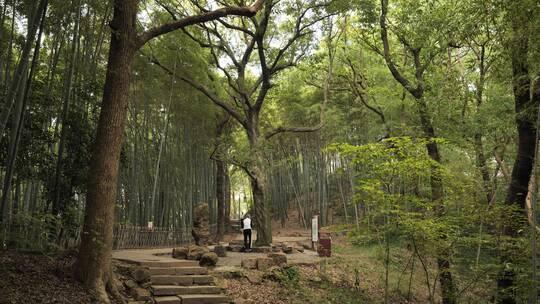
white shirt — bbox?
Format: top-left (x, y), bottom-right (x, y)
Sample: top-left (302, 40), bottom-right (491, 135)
top-left (242, 218), bottom-right (252, 230)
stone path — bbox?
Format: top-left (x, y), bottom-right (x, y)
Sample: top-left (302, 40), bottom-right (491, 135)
top-left (216, 235), bottom-right (320, 267)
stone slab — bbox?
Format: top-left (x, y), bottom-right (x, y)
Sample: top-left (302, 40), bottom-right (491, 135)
top-left (154, 296), bottom-right (181, 304)
top-left (151, 275), bottom-right (194, 286)
top-left (138, 260), bottom-right (199, 267)
top-left (152, 285), bottom-right (221, 296)
top-left (179, 294), bottom-right (230, 304)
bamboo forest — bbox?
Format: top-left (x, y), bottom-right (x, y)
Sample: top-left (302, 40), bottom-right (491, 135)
top-left (0, 0), bottom-right (539, 303)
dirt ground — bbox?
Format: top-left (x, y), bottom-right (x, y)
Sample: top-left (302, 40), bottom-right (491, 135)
top-left (0, 251), bottom-right (94, 304)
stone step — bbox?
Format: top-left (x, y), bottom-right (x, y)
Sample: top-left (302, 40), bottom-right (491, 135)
top-left (148, 266), bottom-right (208, 276)
top-left (152, 285), bottom-right (222, 296)
top-left (151, 275), bottom-right (214, 286)
top-left (180, 294), bottom-right (231, 304)
top-left (137, 260), bottom-right (199, 268)
top-left (154, 296), bottom-right (181, 304)
top-left (154, 295), bottom-right (231, 304)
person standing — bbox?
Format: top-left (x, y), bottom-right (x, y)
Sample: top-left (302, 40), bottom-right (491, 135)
top-left (241, 214), bottom-right (252, 252)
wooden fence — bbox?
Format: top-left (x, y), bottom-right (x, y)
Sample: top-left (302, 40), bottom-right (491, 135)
top-left (2, 222), bottom-right (219, 250)
top-left (111, 224), bottom-right (217, 249)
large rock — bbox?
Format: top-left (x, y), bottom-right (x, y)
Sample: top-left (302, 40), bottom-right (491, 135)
top-left (213, 245), bottom-right (227, 257)
top-left (229, 240), bottom-right (244, 246)
top-left (131, 267), bottom-right (150, 283)
top-left (268, 253), bottom-right (287, 267)
top-left (191, 203), bottom-right (210, 246)
top-left (226, 245), bottom-right (243, 252)
top-left (252, 246), bottom-right (272, 253)
top-left (282, 244), bottom-right (294, 254)
top-left (246, 272), bottom-right (263, 284)
top-left (241, 258), bottom-right (258, 270)
top-left (271, 245), bottom-right (283, 253)
top-left (172, 247), bottom-right (189, 259)
top-left (256, 258), bottom-right (273, 271)
top-left (297, 240), bottom-right (312, 250)
top-left (124, 279), bottom-right (137, 290)
top-left (199, 252), bottom-right (218, 267)
top-left (187, 245), bottom-right (210, 260)
top-left (131, 287), bottom-right (151, 301)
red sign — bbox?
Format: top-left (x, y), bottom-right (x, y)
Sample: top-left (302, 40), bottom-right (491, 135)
top-left (318, 237), bottom-right (331, 257)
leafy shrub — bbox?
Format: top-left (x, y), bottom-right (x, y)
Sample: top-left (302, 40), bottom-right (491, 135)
top-left (267, 266), bottom-right (301, 287)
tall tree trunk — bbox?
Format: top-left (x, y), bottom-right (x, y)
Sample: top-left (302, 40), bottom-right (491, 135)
top-left (473, 45), bottom-right (494, 203)
top-left (497, 4), bottom-right (536, 301)
top-left (215, 159), bottom-right (227, 241)
top-left (418, 97), bottom-right (456, 304)
top-left (0, 0), bottom-right (46, 226)
top-left (249, 167), bottom-right (271, 245)
top-left (215, 115), bottom-right (230, 241)
top-left (74, 1), bottom-right (137, 302)
top-left (378, 1), bottom-right (456, 301)
top-left (3, 0), bottom-right (16, 94)
top-left (247, 121), bottom-right (272, 246)
top-left (0, 0), bottom-right (47, 137)
top-left (53, 1), bottom-right (80, 216)
top-left (0, 1), bottom-right (6, 85)
top-left (224, 165), bottom-right (231, 232)
top-left (0, 72), bottom-right (26, 226)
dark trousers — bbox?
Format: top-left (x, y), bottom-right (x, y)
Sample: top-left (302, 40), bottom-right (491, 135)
top-left (243, 229), bottom-right (252, 250)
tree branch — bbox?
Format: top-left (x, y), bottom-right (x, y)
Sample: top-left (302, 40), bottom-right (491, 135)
top-left (143, 51), bottom-right (248, 128)
top-left (379, 0), bottom-right (420, 98)
top-left (265, 124), bottom-right (324, 140)
top-left (136, 0), bottom-right (265, 49)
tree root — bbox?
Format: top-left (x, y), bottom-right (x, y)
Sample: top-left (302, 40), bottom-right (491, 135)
top-left (107, 268), bottom-right (127, 304)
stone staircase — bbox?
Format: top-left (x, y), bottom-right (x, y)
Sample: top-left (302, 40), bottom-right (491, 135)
top-left (138, 260), bottom-right (231, 304)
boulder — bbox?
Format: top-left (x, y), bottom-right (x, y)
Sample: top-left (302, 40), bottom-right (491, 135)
top-left (131, 287), bottom-right (151, 301)
top-left (199, 252), bottom-right (219, 267)
top-left (131, 267), bottom-right (150, 283)
top-left (282, 244), bottom-right (294, 254)
top-left (191, 203), bottom-right (210, 246)
top-left (124, 279), bottom-right (137, 289)
top-left (229, 240), bottom-right (244, 246)
top-left (212, 266), bottom-right (244, 278)
top-left (267, 253), bottom-right (287, 267)
top-left (241, 258), bottom-right (258, 269)
top-left (115, 264), bottom-right (133, 276)
top-left (256, 257), bottom-right (273, 271)
top-left (271, 245), bottom-right (283, 253)
top-left (252, 246), bottom-right (272, 253)
top-left (213, 245), bottom-right (227, 257)
top-left (227, 245), bottom-right (243, 252)
top-left (172, 247), bottom-right (188, 259)
top-left (297, 240), bottom-right (312, 250)
top-left (187, 245), bottom-right (210, 260)
top-left (246, 272), bottom-right (263, 284)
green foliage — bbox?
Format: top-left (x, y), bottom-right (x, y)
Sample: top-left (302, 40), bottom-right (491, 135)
top-left (5, 212), bottom-right (63, 253)
top-left (269, 266), bottom-right (301, 287)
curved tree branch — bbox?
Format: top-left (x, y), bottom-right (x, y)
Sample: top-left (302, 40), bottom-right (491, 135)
top-left (265, 124), bottom-right (324, 140)
top-left (143, 52), bottom-right (248, 128)
top-left (136, 0), bottom-right (265, 49)
top-left (379, 0), bottom-right (420, 98)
